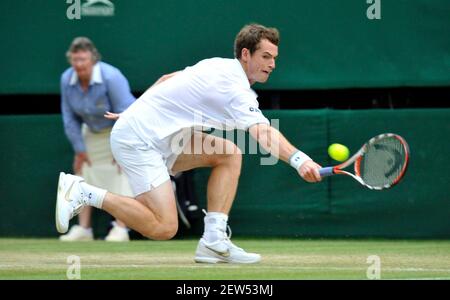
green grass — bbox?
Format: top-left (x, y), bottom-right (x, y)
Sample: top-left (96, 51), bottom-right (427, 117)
top-left (0, 238), bottom-right (449, 279)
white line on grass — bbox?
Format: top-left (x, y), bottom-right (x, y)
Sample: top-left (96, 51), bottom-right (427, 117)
top-left (1, 264), bottom-right (450, 273)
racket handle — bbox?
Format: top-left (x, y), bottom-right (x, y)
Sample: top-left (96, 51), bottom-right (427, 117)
top-left (319, 167), bottom-right (334, 177)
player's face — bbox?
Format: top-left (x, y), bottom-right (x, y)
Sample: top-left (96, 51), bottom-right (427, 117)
top-left (69, 50), bottom-right (94, 82)
top-left (243, 39), bottom-right (278, 85)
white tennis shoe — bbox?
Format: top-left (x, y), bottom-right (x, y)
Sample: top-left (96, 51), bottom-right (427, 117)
top-left (194, 238), bottom-right (261, 264)
top-left (59, 225), bottom-right (94, 241)
top-left (55, 172), bottom-right (91, 234)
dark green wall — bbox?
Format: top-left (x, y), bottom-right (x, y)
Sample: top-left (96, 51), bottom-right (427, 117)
top-left (1, 0), bottom-right (449, 94)
top-left (194, 109), bottom-right (450, 238)
top-left (1, 109), bottom-right (449, 238)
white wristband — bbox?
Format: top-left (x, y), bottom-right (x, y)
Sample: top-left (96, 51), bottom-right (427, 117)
top-left (289, 150), bottom-right (312, 170)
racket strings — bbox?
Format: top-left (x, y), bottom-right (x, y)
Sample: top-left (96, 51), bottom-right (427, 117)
top-left (358, 136), bottom-right (407, 188)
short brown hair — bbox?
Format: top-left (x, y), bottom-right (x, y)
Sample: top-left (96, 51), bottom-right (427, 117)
top-left (66, 37), bottom-right (102, 62)
top-left (234, 24), bottom-right (279, 59)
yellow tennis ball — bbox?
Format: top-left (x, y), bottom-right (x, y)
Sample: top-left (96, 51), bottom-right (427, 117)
top-left (328, 143), bottom-right (349, 162)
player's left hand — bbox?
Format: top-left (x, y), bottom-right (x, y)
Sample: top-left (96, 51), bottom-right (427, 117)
top-left (104, 111), bottom-right (120, 120)
top-left (298, 160), bottom-right (322, 183)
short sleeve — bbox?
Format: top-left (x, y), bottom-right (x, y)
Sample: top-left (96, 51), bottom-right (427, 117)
top-left (228, 89), bottom-right (270, 131)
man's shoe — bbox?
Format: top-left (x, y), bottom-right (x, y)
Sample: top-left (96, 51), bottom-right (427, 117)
top-left (194, 238), bottom-right (261, 264)
top-left (55, 172), bottom-right (89, 234)
top-left (105, 222), bottom-right (130, 242)
top-left (59, 225), bottom-right (94, 241)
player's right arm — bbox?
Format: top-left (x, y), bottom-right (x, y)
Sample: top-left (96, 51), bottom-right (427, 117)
top-left (248, 123), bottom-right (321, 183)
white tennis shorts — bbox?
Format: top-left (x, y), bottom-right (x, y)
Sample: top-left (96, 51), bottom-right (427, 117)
top-left (81, 125), bottom-right (133, 197)
top-left (110, 118), bottom-right (192, 197)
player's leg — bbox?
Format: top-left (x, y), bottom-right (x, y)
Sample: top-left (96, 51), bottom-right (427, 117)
top-left (99, 119), bottom-right (179, 240)
top-left (56, 173), bottom-right (178, 240)
top-left (102, 180), bottom-right (178, 240)
top-left (172, 132), bottom-right (241, 214)
top-left (171, 132), bottom-right (261, 263)
top-left (56, 121), bottom-right (179, 240)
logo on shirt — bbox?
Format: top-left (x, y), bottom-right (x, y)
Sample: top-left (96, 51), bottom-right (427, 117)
top-left (249, 107), bottom-right (261, 113)
top-left (66, 0), bottom-right (115, 20)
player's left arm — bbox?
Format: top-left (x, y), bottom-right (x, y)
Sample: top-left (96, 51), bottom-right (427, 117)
top-left (248, 123), bottom-right (322, 183)
top-left (104, 71), bottom-right (181, 121)
top-left (144, 71), bottom-right (181, 93)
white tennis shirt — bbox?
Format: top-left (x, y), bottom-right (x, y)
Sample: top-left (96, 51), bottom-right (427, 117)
top-left (121, 58), bottom-right (270, 144)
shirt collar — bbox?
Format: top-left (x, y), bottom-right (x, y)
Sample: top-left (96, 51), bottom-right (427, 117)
top-left (233, 58), bottom-right (250, 88)
top-left (69, 62), bottom-right (103, 86)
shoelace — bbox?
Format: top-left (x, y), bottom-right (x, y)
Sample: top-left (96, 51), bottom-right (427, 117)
top-left (70, 191), bottom-right (90, 218)
top-left (202, 209), bottom-right (243, 251)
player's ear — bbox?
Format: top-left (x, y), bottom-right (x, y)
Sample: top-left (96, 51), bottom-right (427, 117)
top-left (241, 48), bottom-right (250, 62)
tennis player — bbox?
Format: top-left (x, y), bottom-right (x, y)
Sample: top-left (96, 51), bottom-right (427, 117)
top-left (56, 24), bottom-right (322, 263)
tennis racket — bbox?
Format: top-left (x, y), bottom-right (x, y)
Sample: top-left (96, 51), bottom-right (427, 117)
top-left (319, 133), bottom-right (409, 190)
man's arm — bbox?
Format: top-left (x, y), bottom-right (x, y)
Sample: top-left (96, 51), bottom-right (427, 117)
top-left (104, 71), bottom-right (181, 121)
top-left (61, 77), bottom-right (85, 154)
top-left (248, 123), bottom-right (322, 183)
top-left (144, 71), bottom-right (180, 93)
top-left (60, 76), bottom-right (91, 174)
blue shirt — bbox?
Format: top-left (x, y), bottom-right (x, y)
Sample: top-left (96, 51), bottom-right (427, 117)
top-left (60, 62), bottom-right (135, 153)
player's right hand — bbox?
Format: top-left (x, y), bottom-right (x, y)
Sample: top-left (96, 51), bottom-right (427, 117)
top-left (298, 160), bottom-right (322, 183)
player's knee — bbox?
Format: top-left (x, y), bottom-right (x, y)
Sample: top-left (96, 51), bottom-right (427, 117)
top-left (213, 150), bottom-right (242, 177)
top-left (151, 221), bottom-right (178, 240)
top-left (155, 224), bottom-right (178, 240)
top-left (140, 220), bottom-right (178, 240)
top-left (226, 144), bottom-right (242, 172)
top-left (220, 141), bottom-right (242, 163)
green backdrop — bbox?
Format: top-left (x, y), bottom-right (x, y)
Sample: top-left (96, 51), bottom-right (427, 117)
top-left (1, 0), bottom-right (449, 94)
top-left (1, 109), bottom-right (449, 238)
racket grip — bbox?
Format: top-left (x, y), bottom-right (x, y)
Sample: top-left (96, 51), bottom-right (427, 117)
top-left (319, 167), bottom-right (334, 177)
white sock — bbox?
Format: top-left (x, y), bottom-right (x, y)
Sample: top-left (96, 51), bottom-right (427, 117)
top-left (75, 224), bottom-right (92, 232)
top-left (112, 221), bottom-right (128, 230)
top-left (202, 212), bottom-right (228, 243)
top-left (80, 182), bottom-right (107, 209)
top-left (80, 226), bottom-right (93, 233)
